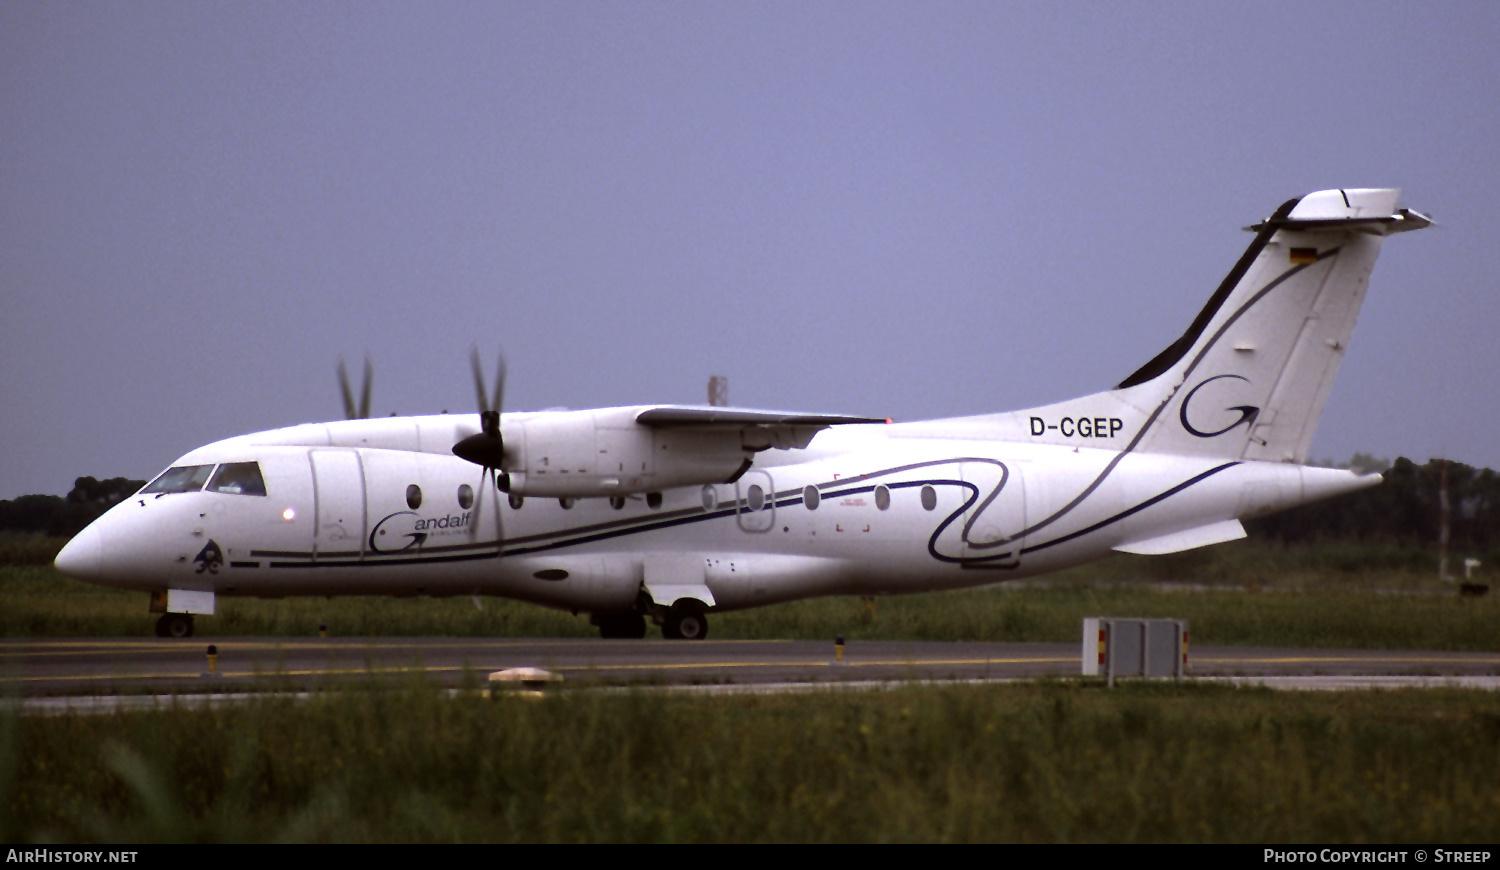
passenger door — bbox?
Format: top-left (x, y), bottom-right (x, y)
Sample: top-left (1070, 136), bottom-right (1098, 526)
top-left (310, 449), bottom-right (366, 562)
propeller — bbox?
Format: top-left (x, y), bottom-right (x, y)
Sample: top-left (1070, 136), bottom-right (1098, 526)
top-left (453, 348), bottom-right (510, 486)
top-left (336, 355), bottom-right (374, 420)
top-left (454, 348), bottom-right (509, 546)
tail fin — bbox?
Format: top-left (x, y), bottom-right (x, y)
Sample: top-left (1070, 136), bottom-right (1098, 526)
top-left (1114, 188), bottom-right (1430, 462)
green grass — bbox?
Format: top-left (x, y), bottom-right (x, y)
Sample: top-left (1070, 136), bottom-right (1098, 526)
top-left (8, 535), bottom-right (1500, 844)
top-left (0, 533), bottom-right (66, 567)
top-left (7, 680), bottom-right (1500, 843)
top-left (5, 536), bottom-right (1495, 648)
top-left (716, 583), bottom-right (1500, 650)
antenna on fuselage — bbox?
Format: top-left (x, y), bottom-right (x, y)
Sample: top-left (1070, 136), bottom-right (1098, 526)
top-left (708, 375), bottom-right (728, 407)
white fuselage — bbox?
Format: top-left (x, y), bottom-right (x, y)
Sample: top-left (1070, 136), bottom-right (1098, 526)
top-left (62, 411), bottom-right (1367, 614)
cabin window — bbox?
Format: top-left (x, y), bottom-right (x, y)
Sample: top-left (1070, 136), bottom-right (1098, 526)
top-left (921, 485), bottom-right (937, 511)
top-left (457, 484), bottom-right (474, 510)
top-left (746, 484), bottom-right (766, 512)
top-left (406, 484), bottom-right (422, 510)
top-left (207, 462), bottom-right (267, 496)
top-left (803, 485), bottom-right (820, 510)
top-left (874, 484), bottom-right (891, 511)
top-left (509, 493), bottom-right (524, 510)
top-left (141, 465), bottom-right (216, 495)
top-left (700, 485), bottom-right (717, 513)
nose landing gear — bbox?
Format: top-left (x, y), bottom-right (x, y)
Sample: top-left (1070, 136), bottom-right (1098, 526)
top-left (661, 601), bottom-right (708, 640)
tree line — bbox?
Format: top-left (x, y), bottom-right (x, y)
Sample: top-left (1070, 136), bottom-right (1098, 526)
top-left (1245, 457), bottom-right (1500, 554)
top-left (0, 477), bottom-right (145, 538)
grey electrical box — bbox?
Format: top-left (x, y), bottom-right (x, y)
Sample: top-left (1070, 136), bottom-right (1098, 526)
top-left (1083, 618), bottom-right (1186, 683)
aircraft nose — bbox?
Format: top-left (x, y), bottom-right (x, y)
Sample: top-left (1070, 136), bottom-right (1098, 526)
top-left (54, 524), bottom-right (103, 582)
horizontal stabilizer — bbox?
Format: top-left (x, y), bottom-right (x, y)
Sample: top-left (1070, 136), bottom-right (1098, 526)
top-left (1113, 519), bottom-right (1246, 555)
top-left (1247, 189), bottom-right (1432, 235)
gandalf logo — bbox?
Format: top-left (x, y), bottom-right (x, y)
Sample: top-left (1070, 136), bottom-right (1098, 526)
top-left (1179, 374), bottom-right (1259, 438)
top-left (369, 510), bottom-right (472, 553)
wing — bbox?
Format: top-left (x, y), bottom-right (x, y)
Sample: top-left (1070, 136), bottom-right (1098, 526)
top-left (635, 406), bottom-right (888, 450)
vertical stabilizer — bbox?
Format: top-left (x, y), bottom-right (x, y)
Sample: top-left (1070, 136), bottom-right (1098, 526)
top-left (1119, 189), bottom-right (1430, 463)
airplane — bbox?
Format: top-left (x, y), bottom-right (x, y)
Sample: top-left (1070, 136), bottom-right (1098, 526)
top-left (54, 188), bottom-right (1431, 640)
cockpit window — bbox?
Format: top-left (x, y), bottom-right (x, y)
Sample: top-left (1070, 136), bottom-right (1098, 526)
top-left (141, 464), bottom-right (216, 495)
top-left (207, 462), bottom-right (268, 496)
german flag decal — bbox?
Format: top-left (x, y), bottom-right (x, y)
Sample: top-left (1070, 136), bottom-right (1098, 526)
top-left (1289, 247), bottom-right (1318, 264)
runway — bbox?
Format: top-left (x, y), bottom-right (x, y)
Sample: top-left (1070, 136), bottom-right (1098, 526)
top-left (6, 636), bottom-right (1500, 702)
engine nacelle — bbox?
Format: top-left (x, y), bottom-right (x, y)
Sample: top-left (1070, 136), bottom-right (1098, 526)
top-left (502, 408), bottom-right (751, 498)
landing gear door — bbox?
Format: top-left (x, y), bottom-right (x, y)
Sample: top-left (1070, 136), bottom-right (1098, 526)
top-left (310, 449), bottom-right (366, 562)
top-left (960, 459), bottom-right (1024, 566)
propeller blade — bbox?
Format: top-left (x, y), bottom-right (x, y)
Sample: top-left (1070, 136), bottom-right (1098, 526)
top-left (469, 467), bottom-right (485, 536)
top-left (470, 347), bottom-right (490, 415)
top-left (359, 356), bottom-right (373, 420)
top-left (490, 353), bottom-right (506, 423)
top-left (501, 468), bottom-right (513, 543)
top-left (468, 466), bottom-right (504, 548)
top-left (337, 357), bottom-right (358, 420)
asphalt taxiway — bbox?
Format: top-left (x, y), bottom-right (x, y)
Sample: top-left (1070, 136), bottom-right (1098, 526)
top-left (5, 636), bottom-right (1500, 700)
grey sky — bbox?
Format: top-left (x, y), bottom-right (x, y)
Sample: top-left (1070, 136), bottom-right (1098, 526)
top-left (3, 1), bottom-right (1497, 499)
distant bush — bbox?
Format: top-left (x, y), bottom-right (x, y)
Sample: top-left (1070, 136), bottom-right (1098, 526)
top-left (0, 533), bottom-right (65, 566)
top-left (0, 476), bottom-right (144, 538)
top-left (1247, 457), bottom-right (1500, 552)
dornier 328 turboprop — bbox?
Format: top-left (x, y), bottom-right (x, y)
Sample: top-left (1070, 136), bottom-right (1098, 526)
top-left (55, 189), bottom-right (1431, 639)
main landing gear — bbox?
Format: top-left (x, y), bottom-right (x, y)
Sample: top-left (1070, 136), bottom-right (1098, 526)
top-left (591, 599), bottom-right (710, 640)
top-left (155, 613), bottom-right (195, 638)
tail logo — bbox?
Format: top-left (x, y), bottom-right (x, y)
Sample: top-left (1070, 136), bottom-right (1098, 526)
top-left (1180, 375), bottom-right (1259, 438)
